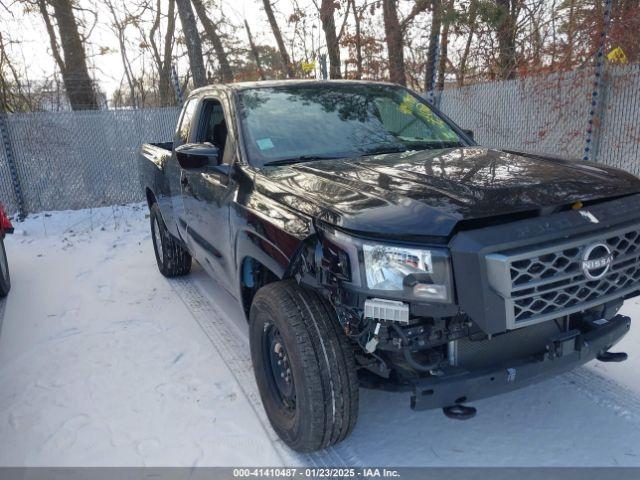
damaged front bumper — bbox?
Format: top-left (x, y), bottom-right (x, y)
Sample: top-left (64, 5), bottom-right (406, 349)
top-left (409, 314), bottom-right (631, 411)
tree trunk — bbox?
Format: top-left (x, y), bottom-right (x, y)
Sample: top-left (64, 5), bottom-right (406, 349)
top-left (262, 0), bottom-right (295, 78)
top-left (495, 0), bottom-right (517, 80)
top-left (105, 1), bottom-right (138, 108)
top-left (436, 0), bottom-right (454, 90)
top-left (425, 0), bottom-right (442, 92)
top-left (244, 20), bottom-right (266, 80)
top-left (349, 0), bottom-right (363, 79)
top-left (382, 0), bottom-right (406, 85)
top-left (150, 0), bottom-right (176, 105)
top-left (46, 0), bottom-right (98, 110)
top-left (320, 0), bottom-right (342, 78)
top-left (565, 0), bottom-right (575, 66)
top-left (457, 0), bottom-right (477, 86)
top-left (191, 0), bottom-right (234, 83)
top-left (162, 0), bottom-right (177, 104)
top-left (175, 0), bottom-right (207, 87)
top-left (38, 0), bottom-right (65, 73)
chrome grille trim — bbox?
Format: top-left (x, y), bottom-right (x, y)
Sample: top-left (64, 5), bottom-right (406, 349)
top-left (486, 222), bottom-right (640, 329)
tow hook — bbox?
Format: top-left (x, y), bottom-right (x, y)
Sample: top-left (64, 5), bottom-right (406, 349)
top-left (442, 404), bottom-right (477, 420)
top-left (596, 350), bottom-right (628, 362)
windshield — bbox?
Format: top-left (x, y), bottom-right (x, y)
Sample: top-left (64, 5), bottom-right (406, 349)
top-left (237, 83), bottom-right (464, 167)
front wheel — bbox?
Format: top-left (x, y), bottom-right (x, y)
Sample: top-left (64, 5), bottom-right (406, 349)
top-left (249, 280), bottom-right (359, 452)
top-left (0, 237), bottom-right (10, 297)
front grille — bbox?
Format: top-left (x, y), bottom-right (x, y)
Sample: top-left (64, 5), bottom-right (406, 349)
top-left (486, 223), bottom-right (640, 328)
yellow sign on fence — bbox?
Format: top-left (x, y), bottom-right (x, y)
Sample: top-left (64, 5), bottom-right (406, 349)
top-left (607, 47), bottom-right (628, 64)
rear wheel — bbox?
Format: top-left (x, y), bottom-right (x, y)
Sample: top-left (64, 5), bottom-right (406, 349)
top-left (150, 203), bottom-right (191, 277)
top-left (0, 237), bottom-right (10, 297)
top-left (249, 280), bottom-right (359, 452)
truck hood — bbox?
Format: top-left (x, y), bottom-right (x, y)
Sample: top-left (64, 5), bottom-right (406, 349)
top-left (254, 147), bottom-right (640, 239)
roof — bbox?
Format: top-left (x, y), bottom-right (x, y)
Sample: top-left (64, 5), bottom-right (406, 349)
top-left (189, 78), bottom-right (399, 96)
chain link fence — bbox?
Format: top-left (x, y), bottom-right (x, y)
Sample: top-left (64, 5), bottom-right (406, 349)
top-left (440, 63), bottom-right (640, 173)
top-left (0, 63), bottom-right (639, 216)
top-left (0, 108), bottom-right (180, 215)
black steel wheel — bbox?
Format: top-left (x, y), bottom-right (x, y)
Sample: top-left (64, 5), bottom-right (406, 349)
top-left (263, 324), bottom-right (296, 413)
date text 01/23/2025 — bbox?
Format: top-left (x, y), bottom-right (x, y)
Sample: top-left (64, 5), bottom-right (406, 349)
top-left (232, 468), bottom-right (400, 478)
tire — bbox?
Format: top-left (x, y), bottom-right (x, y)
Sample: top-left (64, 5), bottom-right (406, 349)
top-left (0, 237), bottom-right (10, 297)
top-left (249, 280), bottom-right (359, 452)
top-left (150, 203), bottom-right (192, 277)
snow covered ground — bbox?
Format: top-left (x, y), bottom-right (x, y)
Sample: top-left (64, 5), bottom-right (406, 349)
top-left (2, 204), bottom-right (640, 467)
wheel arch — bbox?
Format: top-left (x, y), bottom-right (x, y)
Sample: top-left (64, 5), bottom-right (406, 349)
top-left (235, 228), bottom-right (288, 318)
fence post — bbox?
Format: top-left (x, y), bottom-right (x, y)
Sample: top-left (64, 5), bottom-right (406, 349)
top-left (0, 111), bottom-right (25, 219)
top-left (582, 0), bottom-right (612, 163)
top-left (171, 65), bottom-right (184, 106)
top-left (425, 32), bottom-right (440, 106)
top-left (319, 54), bottom-right (328, 80)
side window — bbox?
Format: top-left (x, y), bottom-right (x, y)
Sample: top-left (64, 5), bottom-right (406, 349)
top-left (198, 99), bottom-right (231, 164)
top-left (176, 98), bottom-right (198, 145)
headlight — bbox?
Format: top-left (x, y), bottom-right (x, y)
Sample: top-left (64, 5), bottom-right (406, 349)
top-left (363, 243), bottom-right (452, 302)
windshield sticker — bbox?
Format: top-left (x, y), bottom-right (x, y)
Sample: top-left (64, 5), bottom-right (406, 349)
top-left (257, 138), bottom-right (275, 150)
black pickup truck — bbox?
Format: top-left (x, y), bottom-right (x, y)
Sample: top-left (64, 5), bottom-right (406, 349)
top-left (139, 80), bottom-right (638, 452)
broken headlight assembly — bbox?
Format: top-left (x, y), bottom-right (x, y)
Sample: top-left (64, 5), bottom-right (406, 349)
top-left (318, 226), bottom-right (454, 303)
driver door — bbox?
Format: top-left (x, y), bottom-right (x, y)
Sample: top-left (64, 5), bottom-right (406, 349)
top-left (181, 95), bottom-right (236, 290)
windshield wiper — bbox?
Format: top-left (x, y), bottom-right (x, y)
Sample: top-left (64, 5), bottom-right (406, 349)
top-left (405, 140), bottom-right (463, 150)
top-left (263, 155), bottom-right (343, 166)
top-left (359, 145), bottom-right (408, 156)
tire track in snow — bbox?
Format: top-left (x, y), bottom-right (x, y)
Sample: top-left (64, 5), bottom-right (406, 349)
top-left (564, 367), bottom-right (640, 421)
top-left (170, 277), bottom-right (362, 468)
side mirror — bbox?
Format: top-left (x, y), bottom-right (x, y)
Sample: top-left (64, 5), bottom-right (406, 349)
top-left (175, 143), bottom-right (220, 169)
top-left (462, 129), bottom-right (474, 140)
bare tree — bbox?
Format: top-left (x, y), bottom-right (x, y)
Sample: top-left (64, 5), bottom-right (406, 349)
top-left (0, 31), bottom-right (34, 111)
top-left (244, 19), bottom-right (266, 80)
top-left (457, 0), bottom-right (478, 86)
top-left (175, 0), bottom-right (207, 87)
top-left (191, 0), bottom-right (234, 83)
top-left (382, 0), bottom-right (404, 84)
top-left (37, 0), bottom-right (98, 110)
top-left (436, 0), bottom-right (454, 90)
top-left (319, 0), bottom-right (341, 78)
top-left (148, 0), bottom-right (177, 105)
top-left (382, 0), bottom-right (429, 85)
top-left (262, 0), bottom-right (295, 77)
top-left (105, 0), bottom-right (140, 107)
top-left (348, 0), bottom-right (363, 79)
top-left (495, 0), bottom-right (519, 80)
top-left (424, 0), bottom-right (441, 92)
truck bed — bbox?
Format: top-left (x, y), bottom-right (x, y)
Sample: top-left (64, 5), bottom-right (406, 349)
top-left (138, 142), bottom-right (174, 207)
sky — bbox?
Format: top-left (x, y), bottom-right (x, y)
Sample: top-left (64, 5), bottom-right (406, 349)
top-left (2, 0), bottom-right (327, 99)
